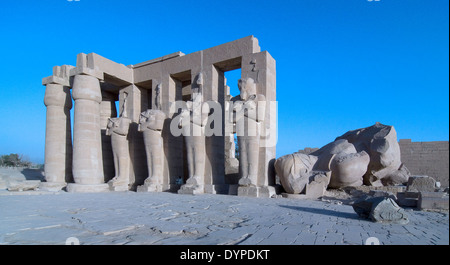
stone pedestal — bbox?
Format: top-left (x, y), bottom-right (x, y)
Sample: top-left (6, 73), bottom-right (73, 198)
top-left (39, 182), bottom-right (67, 192)
top-left (237, 186), bottom-right (276, 198)
top-left (205, 184), bottom-right (229, 194)
top-left (68, 74), bottom-right (108, 193)
top-left (67, 183), bottom-right (109, 193)
top-left (137, 183), bottom-right (163, 192)
top-left (108, 181), bottom-right (129, 192)
top-left (42, 83), bottom-right (73, 191)
top-left (178, 184), bottom-right (205, 195)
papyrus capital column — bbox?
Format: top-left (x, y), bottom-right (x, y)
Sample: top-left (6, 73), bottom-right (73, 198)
top-left (67, 74), bottom-right (109, 192)
top-left (41, 82), bottom-right (73, 191)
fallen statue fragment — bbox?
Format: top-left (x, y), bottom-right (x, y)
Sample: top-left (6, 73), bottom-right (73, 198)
top-left (352, 196), bottom-right (409, 225)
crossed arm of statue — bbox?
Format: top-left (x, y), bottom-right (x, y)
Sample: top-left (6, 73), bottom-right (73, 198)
top-left (232, 94), bottom-right (266, 123)
top-left (178, 101), bottom-right (210, 128)
top-left (106, 117), bottom-right (131, 136)
top-left (139, 110), bottom-right (165, 132)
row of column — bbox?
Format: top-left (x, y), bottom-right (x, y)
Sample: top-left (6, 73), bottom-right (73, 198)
top-left (42, 74), bottom-right (109, 192)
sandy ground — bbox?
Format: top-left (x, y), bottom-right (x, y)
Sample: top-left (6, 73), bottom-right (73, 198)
top-left (0, 167), bottom-right (448, 245)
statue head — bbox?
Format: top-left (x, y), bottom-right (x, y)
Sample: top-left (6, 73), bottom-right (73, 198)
top-left (238, 77), bottom-right (256, 101)
top-left (139, 110), bottom-right (151, 124)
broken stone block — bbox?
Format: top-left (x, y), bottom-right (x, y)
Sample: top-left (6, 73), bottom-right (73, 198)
top-left (353, 196), bottom-right (409, 224)
top-left (39, 182), bottom-right (67, 192)
top-left (237, 186), bottom-right (259, 197)
top-left (237, 186), bottom-right (276, 198)
top-left (304, 180), bottom-right (327, 199)
top-left (369, 190), bottom-right (397, 201)
top-left (396, 192), bottom-right (419, 208)
top-left (228, 184), bottom-right (239, 195)
top-left (407, 176), bottom-right (436, 192)
top-left (8, 181), bottom-right (41, 192)
top-left (136, 183), bottom-right (163, 193)
top-left (418, 192), bottom-right (449, 210)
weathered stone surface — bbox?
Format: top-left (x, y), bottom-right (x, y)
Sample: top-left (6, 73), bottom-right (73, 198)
top-left (66, 183), bottom-right (109, 193)
top-left (407, 175), bottom-right (436, 192)
top-left (237, 186), bottom-right (276, 198)
top-left (399, 139), bottom-right (449, 189)
top-left (138, 109), bottom-right (166, 193)
top-left (418, 192), bottom-right (449, 210)
top-left (345, 185), bottom-right (406, 195)
top-left (275, 123), bottom-right (411, 193)
top-left (71, 74), bottom-right (105, 189)
top-left (396, 192), bottom-right (419, 208)
top-left (370, 198), bottom-right (409, 224)
top-left (136, 183), bottom-right (163, 193)
top-left (2, 192), bottom-right (447, 245)
top-left (369, 190), bottom-right (397, 201)
top-left (39, 182), bottom-right (67, 192)
top-left (107, 116), bottom-right (132, 191)
top-left (43, 36), bottom-right (276, 195)
top-left (43, 82), bottom-right (73, 189)
top-left (8, 181), bottom-right (41, 192)
top-left (234, 77), bottom-right (266, 189)
top-left (353, 196), bottom-right (409, 224)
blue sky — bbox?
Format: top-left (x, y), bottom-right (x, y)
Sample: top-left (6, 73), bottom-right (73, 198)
top-left (0, 0), bottom-right (448, 163)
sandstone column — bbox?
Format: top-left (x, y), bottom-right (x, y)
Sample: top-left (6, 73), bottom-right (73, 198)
top-left (40, 83), bottom-right (73, 191)
top-left (67, 74), bottom-right (109, 193)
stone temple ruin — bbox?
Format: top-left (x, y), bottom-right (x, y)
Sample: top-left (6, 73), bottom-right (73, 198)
top-left (41, 36), bottom-right (277, 197)
top-left (40, 36), bottom-right (448, 212)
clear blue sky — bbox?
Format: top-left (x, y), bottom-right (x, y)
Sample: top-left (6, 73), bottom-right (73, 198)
top-left (0, 0), bottom-right (448, 164)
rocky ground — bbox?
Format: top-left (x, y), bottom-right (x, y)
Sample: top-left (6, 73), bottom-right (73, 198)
top-left (0, 167), bottom-right (448, 245)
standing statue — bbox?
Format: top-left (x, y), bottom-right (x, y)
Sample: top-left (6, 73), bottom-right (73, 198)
top-left (178, 73), bottom-right (210, 194)
top-left (106, 92), bottom-right (131, 191)
top-left (233, 77), bottom-right (266, 187)
top-left (137, 109), bottom-right (166, 192)
top-left (106, 116), bottom-right (131, 191)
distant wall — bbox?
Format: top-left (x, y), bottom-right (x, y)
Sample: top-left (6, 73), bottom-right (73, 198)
top-left (399, 139), bottom-right (449, 188)
top-left (297, 147), bottom-right (319, 155)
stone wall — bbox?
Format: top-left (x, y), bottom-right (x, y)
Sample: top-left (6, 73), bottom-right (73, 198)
top-left (399, 139), bottom-right (449, 188)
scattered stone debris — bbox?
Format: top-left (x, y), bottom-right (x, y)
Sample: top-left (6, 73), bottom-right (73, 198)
top-left (396, 191), bottom-right (419, 208)
top-left (368, 190), bottom-right (397, 201)
top-left (407, 175), bottom-right (436, 192)
top-left (353, 196), bottom-right (409, 225)
top-left (7, 180), bottom-right (41, 192)
top-left (418, 192), bottom-right (449, 211)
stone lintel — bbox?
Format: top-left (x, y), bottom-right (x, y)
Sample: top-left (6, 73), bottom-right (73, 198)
top-left (132, 52), bottom-right (185, 68)
top-left (69, 53), bottom-right (133, 85)
top-left (133, 35), bottom-right (261, 85)
top-left (42, 65), bottom-right (75, 86)
top-left (42, 75), bottom-right (70, 87)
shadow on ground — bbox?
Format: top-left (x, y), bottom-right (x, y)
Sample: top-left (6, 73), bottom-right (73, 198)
top-left (279, 205), bottom-right (361, 220)
top-left (20, 168), bottom-right (45, 181)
